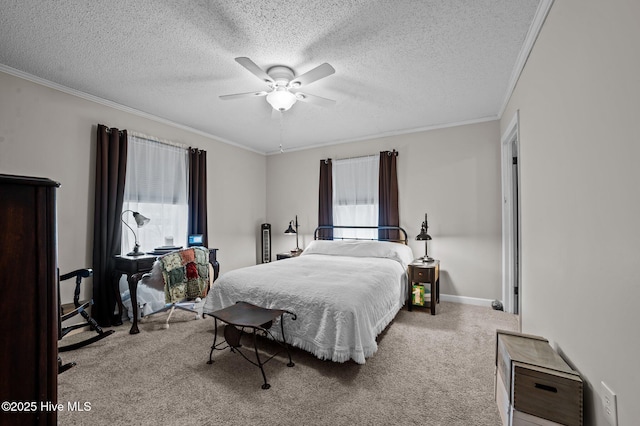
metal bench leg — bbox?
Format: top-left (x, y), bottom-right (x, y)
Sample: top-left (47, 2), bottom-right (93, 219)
top-left (207, 318), bottom-right (218, 364)
top-left (280, 313), bottom-right (295, 367)
top-left (253, 330), bottom-right (270, 390)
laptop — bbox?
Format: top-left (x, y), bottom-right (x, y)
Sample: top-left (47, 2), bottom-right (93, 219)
top-left (187, 234), bottom-right (204, 247)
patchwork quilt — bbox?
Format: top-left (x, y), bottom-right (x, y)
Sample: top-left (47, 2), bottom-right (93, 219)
top-left (158, 246), bottom-right (210, 303)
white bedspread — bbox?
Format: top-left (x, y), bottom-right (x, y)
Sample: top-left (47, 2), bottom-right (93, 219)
top-left (203, 245), bottom-right (410, 364)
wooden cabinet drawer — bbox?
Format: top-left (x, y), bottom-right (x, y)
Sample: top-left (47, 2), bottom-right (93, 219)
top-left (513, 363), bottom-right (583, 426)
top-left (409, 267), bottom-right (434, 283)
top-left (496, 330), bottom-right (568, 401)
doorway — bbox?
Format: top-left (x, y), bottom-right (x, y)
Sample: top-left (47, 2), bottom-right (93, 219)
top-left (501, 112), bottom-right (521, 315)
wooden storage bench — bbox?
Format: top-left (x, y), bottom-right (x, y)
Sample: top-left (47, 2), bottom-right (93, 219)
top-left (495, 330), bottom-right (583, 426)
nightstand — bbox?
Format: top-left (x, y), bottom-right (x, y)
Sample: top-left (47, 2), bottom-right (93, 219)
top-left (276, 251), bottom-right (302, 260)
top-left (407, 260), bottom-right (440, 315)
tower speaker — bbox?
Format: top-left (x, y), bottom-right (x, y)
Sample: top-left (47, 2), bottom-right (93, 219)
top-left (261, 223), bottom-right (271, 263)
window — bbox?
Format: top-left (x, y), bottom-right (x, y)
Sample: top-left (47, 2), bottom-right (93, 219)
top-left (121, 134), bottom-right (189, 253)
top-left (332, 155), bottom-right (379, 239)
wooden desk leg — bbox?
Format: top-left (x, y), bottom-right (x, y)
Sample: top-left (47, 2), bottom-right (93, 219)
top-left (112, 274), bottom-right (124, 326)
top-left (128, 273), bottom-right (141, 334)
top-left (429, 269), bottom-right (439, 315)
top-left (408, 281), bottom-right (413, 312)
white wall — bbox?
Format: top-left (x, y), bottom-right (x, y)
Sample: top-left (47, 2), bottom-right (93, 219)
top-left (267, 120), bottom-right (503, 303)
top-left (501, 1), bottom-right (640, 424)
top-left (0, 70), bottom-right (267, 303)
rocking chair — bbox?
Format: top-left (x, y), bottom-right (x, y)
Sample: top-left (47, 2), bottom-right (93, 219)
top-left (59, 268), bottom-right (115, 352)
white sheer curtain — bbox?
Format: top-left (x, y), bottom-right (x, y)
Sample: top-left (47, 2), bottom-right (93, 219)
top-left (332, 155), bottom-right (379, 239)
top-left (121, 134), bottom-right (189, 253)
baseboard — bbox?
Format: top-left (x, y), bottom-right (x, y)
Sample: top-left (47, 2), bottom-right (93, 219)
top-left (441, 294), bottom-right (494, 308)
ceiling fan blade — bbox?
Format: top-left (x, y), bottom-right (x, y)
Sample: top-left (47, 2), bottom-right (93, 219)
top-left (294, 92), bottom-right (336, 108)
top-left (235, 57), bottom-right (274, 84)
top-left (290, 63), bottom-right (335, 87)
top-left (219, 91), bottom-right (268, 100)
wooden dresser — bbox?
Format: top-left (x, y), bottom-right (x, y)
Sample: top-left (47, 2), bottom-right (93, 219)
top-left (0, 174), bottom-right (60, 425)
top-left (496, 330), bottom-right (583, 426)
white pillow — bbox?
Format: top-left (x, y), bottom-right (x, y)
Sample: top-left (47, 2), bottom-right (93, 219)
top-left (302, 240), bottom-right (414, 267)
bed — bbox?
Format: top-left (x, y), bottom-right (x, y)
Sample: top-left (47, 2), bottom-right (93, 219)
top-left (202, 226), bottom-right (414, 364)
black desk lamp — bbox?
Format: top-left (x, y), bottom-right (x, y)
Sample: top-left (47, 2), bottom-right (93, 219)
top-left (284, 215), bottom-right (301, 253)
top-left (121, 210), bottom-right (150, 256)
top-left (416, 213), bottom-right (433, 262)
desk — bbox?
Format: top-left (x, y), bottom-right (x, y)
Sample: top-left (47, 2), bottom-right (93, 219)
top-left (114, 248), bottom-right (219, 334)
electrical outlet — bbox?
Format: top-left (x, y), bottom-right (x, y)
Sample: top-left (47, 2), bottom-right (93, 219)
top-left (601, 381), bottom-right (618, 426)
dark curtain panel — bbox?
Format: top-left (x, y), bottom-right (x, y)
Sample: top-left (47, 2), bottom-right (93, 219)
top-left (188, 148), bottom-right (208, 247)
top-left (318, 158), bottom-right (333, 239)
top-left (92, 124), bottom-right (128, 327)
top-left (378, 150), bottom-right (400, 241)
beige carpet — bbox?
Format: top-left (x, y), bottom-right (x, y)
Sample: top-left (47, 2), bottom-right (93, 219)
top-left (58, 302), bottom-right (517, 425)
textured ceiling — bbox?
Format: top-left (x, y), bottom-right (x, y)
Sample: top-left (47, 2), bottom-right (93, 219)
top-left (0, 1), bottom-right (542, 154)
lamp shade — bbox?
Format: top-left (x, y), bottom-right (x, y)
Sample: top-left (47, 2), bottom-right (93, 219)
top-left (284, 215), bottom-right (301, 252)
top-left (284, 221), bottom-right (296, 234)
top-left (415, 229), bottom-right (432, 241)
top-left (415, 213), bottom-right (431, 240)
top-left (132, 212), bottom-right (150, 227)
top-left (266, 87), bottom-right (297, 111)
top-left (121, 210), bottom-right (150, 256)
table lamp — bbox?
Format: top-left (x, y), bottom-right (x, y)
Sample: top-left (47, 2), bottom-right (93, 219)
top-left (284, 215), bottom-right (301, 253)
top-left (415, 213), bottom-right (433, 262)
top-left (121, 209), bottom-right (150, 256)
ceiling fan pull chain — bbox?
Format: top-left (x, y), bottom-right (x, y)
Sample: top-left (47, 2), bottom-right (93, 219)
top-left (279, 111), bottom-right (285, 153)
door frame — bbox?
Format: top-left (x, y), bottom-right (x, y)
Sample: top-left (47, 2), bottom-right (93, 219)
top-left (501, 111), bottom-right (520, 315)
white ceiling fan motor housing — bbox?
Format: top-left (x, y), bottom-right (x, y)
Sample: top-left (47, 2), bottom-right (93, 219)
top-left (266, 65), bottom-right (295, 87)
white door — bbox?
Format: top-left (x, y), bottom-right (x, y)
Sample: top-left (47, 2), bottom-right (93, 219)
top-left (511, 138), bottom-right (520, 314)
top-left (501, 112), bottom-right (521, 315)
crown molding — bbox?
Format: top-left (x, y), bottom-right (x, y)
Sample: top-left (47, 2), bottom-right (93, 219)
top-left (267, 115), bottom-right (499, 155)
top-left (0, 64), bottom-right (265, 155)
top-left (498, 0), bottom-right (554, 118)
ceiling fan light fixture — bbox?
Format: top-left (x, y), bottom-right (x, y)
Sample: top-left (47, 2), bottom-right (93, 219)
top-left (266, 87), bottom-right (297, 111)
top-left (221, 57), bottom-right (336, 112)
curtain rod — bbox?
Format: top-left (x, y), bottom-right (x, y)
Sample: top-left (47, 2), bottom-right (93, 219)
top-left (129, 131), bottom-right (188, 149)
top-left (334, 154), bottom-right (377, 162)
top-left (103, 127), bottom-right (123, 135)
top-left (328, 149), bottom-right (398, 163)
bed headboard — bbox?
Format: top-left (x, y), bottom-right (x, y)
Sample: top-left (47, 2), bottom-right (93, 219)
top-left (313, 225), bottom-right (408, 244)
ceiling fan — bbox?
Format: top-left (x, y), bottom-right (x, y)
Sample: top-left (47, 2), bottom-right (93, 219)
top-left (220, 57), bottom-right (336, 112)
